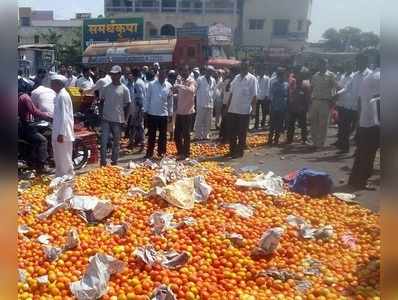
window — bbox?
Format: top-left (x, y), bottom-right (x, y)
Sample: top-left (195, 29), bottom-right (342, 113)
top-left (149, 28), bottom-right (158, 36)
top-left (273, 19), bottom-right (289, 36)
top-left (34, 35), bottom-right (40, 44)
top-left (112, 0), bottom-right (121, 6)
top-left (20, 17), bottom-right (31, 26)
top-left (249, 19), bottom-right (264, 30)
top-left (187, 47), bottom-right (195, 57)
top-left (297, 20), bottom-right (303, 31)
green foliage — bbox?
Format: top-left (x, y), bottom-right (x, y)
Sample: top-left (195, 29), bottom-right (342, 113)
top-left (39, 27), bottom-right (83, 67)
top-left (322, 26), bottom-right (379, 51)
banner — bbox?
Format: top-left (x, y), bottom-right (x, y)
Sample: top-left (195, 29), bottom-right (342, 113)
top-left (83, 54), bottom-right (173, 65)
top-left (83, 17), bottom-right (144, 48)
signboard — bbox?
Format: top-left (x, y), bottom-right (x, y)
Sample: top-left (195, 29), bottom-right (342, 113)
top-left (176, 26), bottom-right (209, 38)
top-left (83, 54), bottom-right (173, 65)
top-left (209, 23), bottom-right (233, 45)
top-left (83, 17), bottom-right (144, 48)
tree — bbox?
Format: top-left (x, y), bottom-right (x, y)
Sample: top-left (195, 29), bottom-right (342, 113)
top-left (40, 29), bottom-right (63, 45)
top-left (321, 26), bottom-right (379, 51)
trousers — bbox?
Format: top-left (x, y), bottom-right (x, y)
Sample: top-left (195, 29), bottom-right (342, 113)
top-left (174, 114), bottom-right (193, 157)
top-left (194, 107), bottom-right (212, 139)
top-left (287, 111), bottom-right (307, 143)
top-left (146, 114), bottom-right (168, 157)
top-left (336, 106), bottom-right (358, 151)
top-left (128, 109), bottom-right (144, 146)
top-left (100, 120), bottom-right (122, 166)
top-left (52, 139), bottom-right (74, 177)
top-left (254, 98), bottom-right (270, 128)
top-left (22, 125), bottom-right (48, 165)
top-left (310, 99), bottom-right (331, 147)
top-left (228, 113), bottom-right (250, 157)
top-left (349, 126), bottom-right (380, 187)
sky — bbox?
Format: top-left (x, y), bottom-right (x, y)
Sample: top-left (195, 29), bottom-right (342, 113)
top-left (18, 0), bottom-right (381, 42)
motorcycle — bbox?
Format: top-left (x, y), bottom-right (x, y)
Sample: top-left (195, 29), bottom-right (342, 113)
top-left (18, 120), bottom-right (89, 175)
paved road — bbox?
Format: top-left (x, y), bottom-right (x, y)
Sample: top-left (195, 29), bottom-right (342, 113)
top-left (86, 125), bottom-right (380, 212)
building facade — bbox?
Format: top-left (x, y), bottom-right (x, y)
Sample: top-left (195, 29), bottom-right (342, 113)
top-left (104, 0), bottom-right (239, 40)
top-left (18, 7), bottom-right (83, 46)
top-left (104, 0), bottom-right (312, 52)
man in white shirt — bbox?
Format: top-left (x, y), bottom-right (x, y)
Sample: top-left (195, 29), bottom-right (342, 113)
top-left (335, 54), bottom-right (371, 153)
top-left (50, 75), bottom-right (75, 177)
top-left (144, 69), bottom-right (173, 158)
top-left (254, 66), bottom-right (270, 129)
top-left (226, 61), bottom-right (258, 158)
top-left (65, 65), bottom-right (77, 88)
top-left (75, 67), bottom-right (94, 90)
top-left (82, 69), bottom-right (111, 97)
top-left (348, 53), bottom-right (380, 190)
top-left (31, 85), bottom-right (56, 116)
top-left (194, 66), bottom-right (216, 140)
top-left (100, 65), bottom-right (131, 166)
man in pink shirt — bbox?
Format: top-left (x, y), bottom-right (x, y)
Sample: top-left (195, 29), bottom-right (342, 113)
top-left (173, 66), bottom-right (197, 160)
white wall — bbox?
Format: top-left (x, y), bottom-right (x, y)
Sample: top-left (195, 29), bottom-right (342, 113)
top-left (242, 0), bottom-right (312, 49)
top-left (18, 25), bottom-right (81, 45)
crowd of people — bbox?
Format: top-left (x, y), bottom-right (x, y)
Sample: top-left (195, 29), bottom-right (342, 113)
top-left (18, 50), bottom-right (380, 190)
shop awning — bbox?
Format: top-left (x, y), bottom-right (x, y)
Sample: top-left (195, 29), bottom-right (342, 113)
top-left (82, 39), bottom-right (176, 64)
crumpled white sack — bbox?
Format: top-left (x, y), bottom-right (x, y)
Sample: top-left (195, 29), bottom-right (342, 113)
top-left (149, 212), bottom-right (174, 235)
top-left (160, 251), bottom-right (190, 269)
top-left (252, 227), bottom-right (284, 256)
top-left (221, 203), bottom-right (254, 219)
top-left (333, 192), bottom-right (358, 203)
top-left (225, 232), bottom-right (244, 247)
top-left (64, 228), bottom-right (80, 250)
top-left (150, 285), bottom-right (176, 300)
top-left (69, 196), bottom-right (113, 222)
top-left (43, 245), bottom-right (63, 261)
top-left (18, 224), bottom-right (31, 235)
top-left (37, 202), bottom-right (67, 220)
top-left (106, 223), bottom-right (129, 236)
top-left (37, 234), bottom-right (52, 245)
top-left (18, 269), bottom-right (28, 283)
top-left (236, 171), bottom-right (285, 196)
top-left (193, 176), bottom-right (212, 202)
top-left (287, 215), bottom-right (333, 240)
top-left (70, 253), bottom-right (125, 300)
top-left (134, 246), bottom-right (159, 266)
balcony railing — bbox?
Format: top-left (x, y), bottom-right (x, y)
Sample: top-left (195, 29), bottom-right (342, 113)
top-left (105, 5), bottom-right (237, 14)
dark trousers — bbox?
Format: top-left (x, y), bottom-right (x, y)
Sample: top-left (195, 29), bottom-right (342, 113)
top-left (287, 111), bottom-right (307, 143)
top-left (269, 110), bottom-right (286, 143)
top-left (22, 125), bottom-right (48, 166)
top-left (174, 114), bottom-right (193, 157)
top-left (219, 104), bottom-right (229, 142)
top-left (146, 115), bottom-right (168, 157)
top-left (228, 113), bottom-right (250, 157)
top-left (336, 107), bottom-right (358, 151)
top-left (254, 98), bottom-right (270, 128)
top-left (349, 126), bottom-right (380, 187)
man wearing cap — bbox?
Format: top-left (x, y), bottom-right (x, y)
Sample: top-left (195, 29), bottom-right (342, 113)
top-left (50, 75), bottom-right (75, 177)
top-left (100, 65), bottom-right (131, 166)
top-left (194, 66), bottom-right (216, 140)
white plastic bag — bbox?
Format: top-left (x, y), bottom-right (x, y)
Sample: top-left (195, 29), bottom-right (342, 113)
top-left (221, 203), bottom-right (254, 219)
top-left (236, 172), bottom-right (284, 196)
top-left (149, 212), bottom-right (174, 235)
top-left (70, 254), bottom-right (125, 300)
top-left (252, 227), bottom-right (284, 257)
top-left (150, 285), bottom-right (176, 300)
top-left (69, 196), bottom-right (113, 223)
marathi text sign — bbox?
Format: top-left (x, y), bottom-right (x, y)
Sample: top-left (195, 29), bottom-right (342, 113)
top-left (83, 18), bottom-right (144, 48)
top-left (83, 54), bottom-right (173, 64)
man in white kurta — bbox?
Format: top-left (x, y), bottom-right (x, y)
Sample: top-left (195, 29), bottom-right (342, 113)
top-left (50, 75), bottom-right (75, 177)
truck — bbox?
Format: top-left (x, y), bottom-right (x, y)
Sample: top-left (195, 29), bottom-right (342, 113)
top-left (82, 24), bottom-right (240, 69)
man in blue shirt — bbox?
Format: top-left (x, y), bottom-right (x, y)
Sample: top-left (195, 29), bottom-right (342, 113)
top-left (144, 69), bottom-right (173, 158)
top-left (268, 67), bottom-right (289, 145)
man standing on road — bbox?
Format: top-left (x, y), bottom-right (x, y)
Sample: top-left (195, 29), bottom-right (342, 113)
top-left (335, 54), bottom-right (371, 154)
top-left (30, 83), bottom-right (56, 116)
top-left (144, 69), bottom-right (173, 159)
top-left (50, 75), bottom-right (75, 177)
top-left (76, 67), bottom-right (94, 90)
top-left (194, 66), bottom-right (216, 140)
top-left (254, 66), bottom-right (270, 130)
top-left (126, 68), bottom-right (146, 152)
top-left (310, 59), bottom-right (338, 149)
top-left (173, 66), bottom-right (197, 160)
top-left (100, 65), bottom-right (131, 166)
top-left (348, 53), bottom-right (380, 190)
top-left (82, 69), bottom-right (111, 96)
top-left (226, 61), bottom-right (258, 158)
top-left (286, 67), bottom-right (311, 145)
top-left (65, 65), bottom-right (77, 88)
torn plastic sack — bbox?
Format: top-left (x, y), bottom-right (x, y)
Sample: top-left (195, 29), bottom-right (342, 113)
top-left (18, 269), bottom-right (27, 283)
top-left (287, 215), bottom-right (333, 240)
top-left (287, 168), bottom-right (333, 197)
top-left (149, 212), bottom-right (174, 235)
top-left (157, 178), bottom-right (195, 209)
top-left (46, 179), bottom-right (74, 207)
top-left (258, 268), bottom-right (295, 281)
top-left (160, 251), bottom-right (190, 269)
top-left (37, 234), bottom-right (52, 245)
top-left (37, 202), bottom-right (67, 220)
top-left (106, 223), bottom-right (129, 236)
top-left (221, 203), bottom-right (254, 219)
top-left (303, 258), bottom-right (322, 276)
top-left (252, 227), bottom-right (284, 257)
top-left (134, 246), bottom-right (159, 266)
top-left (239, 165), bottom-right (259, 173)
top-left (18, 224), bottom-right (31, 235)
top-left (49, 174), bottom-right (74, 189)
top-left (70, 253), bottom-right (125, 300)
top-left (64, 228), bottom-right (80, 250)
top-left (69, 196), bottom-right (113, 223)
top-left (43, 245), bottom-right (63, 261)
top-left (36, 275), bottom-right (49, 284)
top-left (225, 232), bottom-right (244, 247)
top-left (296, 280), bottom-right (312, 293)
top-left (333, 193), bottom-right (358, 204)
top-left (235, 172), bottom-right (285, 196)
top-left (150, 285), bottom-right (176, 300)
top-left (193, 176), bottom-right (212, 202)
top-left (341, 233), bottom-right (357, 249)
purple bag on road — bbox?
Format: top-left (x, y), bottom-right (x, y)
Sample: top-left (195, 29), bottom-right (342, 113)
top-left (286, 168), bottom-right (333, 198)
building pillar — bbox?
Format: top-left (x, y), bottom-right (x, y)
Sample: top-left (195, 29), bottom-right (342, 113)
top-left (132, 0), bottom-right (136, 12)
top-left (159, 0), bottom-right (162, 12)
top-left (176, 0), bottom-right (179, 12)
top-left (202, 0), bottom-right (206, 15)
top-left (233, 0), bottom-right (237, 15)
